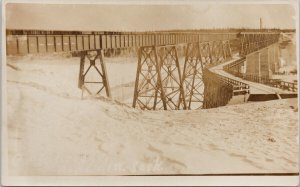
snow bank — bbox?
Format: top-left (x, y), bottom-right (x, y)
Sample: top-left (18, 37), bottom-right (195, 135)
top-left (6, 55), bottom-right (299, 175)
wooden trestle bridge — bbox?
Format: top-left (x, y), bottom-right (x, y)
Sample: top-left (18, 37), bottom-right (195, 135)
top-left (7, 29), bottom-right (294, 110)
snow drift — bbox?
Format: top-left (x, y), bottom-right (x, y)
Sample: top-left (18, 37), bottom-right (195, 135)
top-left (6, 55), bottom-right (299, 175)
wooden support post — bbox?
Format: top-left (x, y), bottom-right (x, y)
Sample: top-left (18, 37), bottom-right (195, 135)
top-left (16, 36), bottom-right (19, 54)
top-left (61, 35), bottom-right (64, 52)
top-left (258, 51), bottom-right (261, 81)
top-left (208, 42), bottom-right (213, 64)
top-left (54, 36), bottom-right (57, 52)
top-left (69, 35), bottom-right (72, 51)
top-left (27, 35), bottom-right (30, 53)
top-left (154, 47), bottom-right (167, 110)
top-left (82, 36), bottom-right (84, 50)
top-left (78, 51), bottom-right (86, 88)
top-left (36, 36), bottom-right (39, 53)
top-left (174, 47), bottom-right (187, 109)
top-left (45, 34), bottom-right (48, 52)
top-left (132, 48), bottom-right (142, 108)
top-left (98, 50), bottom-right (111, 97)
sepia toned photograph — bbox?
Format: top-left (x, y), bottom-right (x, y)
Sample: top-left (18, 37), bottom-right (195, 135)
top-left (1, 0), bottom-right (299, 186)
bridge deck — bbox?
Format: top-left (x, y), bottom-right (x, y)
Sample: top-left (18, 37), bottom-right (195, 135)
top-left (6, 32), bottom-right (238, 55)
top-left (210, 56), bottom-right (295, 95)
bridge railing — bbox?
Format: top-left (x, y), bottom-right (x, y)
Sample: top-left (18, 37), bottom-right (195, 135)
top-left (219, 75), bottom-right (250, 95)
top-left (223, 57), bottom-right (246, 70)
top-left (206, 61), bottom-right (249, 89)
top-left (244, 74), bottom-right (297, 92)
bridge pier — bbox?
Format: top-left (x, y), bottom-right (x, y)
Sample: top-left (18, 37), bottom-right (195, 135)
top-left (132, 45), bottom-right (188, 110)
top-left (159, 46), bottom-right (186, 110)
top-left (222, 40), bottom-right (232, 60)
top-left (199, 42), bottom-right (212, 65)
top-left (132, 40), bottom-right (232, 110)
top-left (269, 43), bottom-right (280, 73)
top-left (245, 43), bottom-right (279, 81)
top-left (132, 46), bottom-right (167, 110)
top-left (181, 42), bottom-right (204, 109)
top-left (210, 40), bottom-right (224, 64)
top-left (181, 40), bottom-right (232, 109)
top-left (78, 50), bottom-right (111, 98)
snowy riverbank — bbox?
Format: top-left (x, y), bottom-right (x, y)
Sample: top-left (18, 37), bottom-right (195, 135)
top-left (5, 55), bottom-right (299, 175)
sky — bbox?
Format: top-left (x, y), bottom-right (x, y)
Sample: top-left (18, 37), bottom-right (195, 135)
top-left (5, 2), bottom-right (297, 31)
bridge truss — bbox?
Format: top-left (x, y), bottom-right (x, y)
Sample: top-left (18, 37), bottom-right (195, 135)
top-left (132, 39), bottom-right (234, 110)
top-left (239, 32), bottom-right (280, 56)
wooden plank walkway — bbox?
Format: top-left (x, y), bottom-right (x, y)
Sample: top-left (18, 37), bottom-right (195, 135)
top-left (209, 56), bottom-right (295, 95)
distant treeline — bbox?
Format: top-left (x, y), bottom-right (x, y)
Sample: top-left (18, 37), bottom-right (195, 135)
top-left (160, 28), bottom-right (296, 33)
top-left (6, 28), bottom-right (295, 35)
top-left (280, 29), bottom-right (296, 32)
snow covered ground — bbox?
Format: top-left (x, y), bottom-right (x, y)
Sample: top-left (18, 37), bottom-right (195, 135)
top-left (6, 54), bottom-right (138, 102)
top-left (5, 55), bottom-right (299, 175)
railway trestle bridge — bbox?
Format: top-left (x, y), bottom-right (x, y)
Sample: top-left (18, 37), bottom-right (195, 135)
top-left (7, 30), bottom-right (293, 110)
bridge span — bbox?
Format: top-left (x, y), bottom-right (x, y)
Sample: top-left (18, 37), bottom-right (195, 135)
top-left (6, 29), bottom-right (294, 110)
